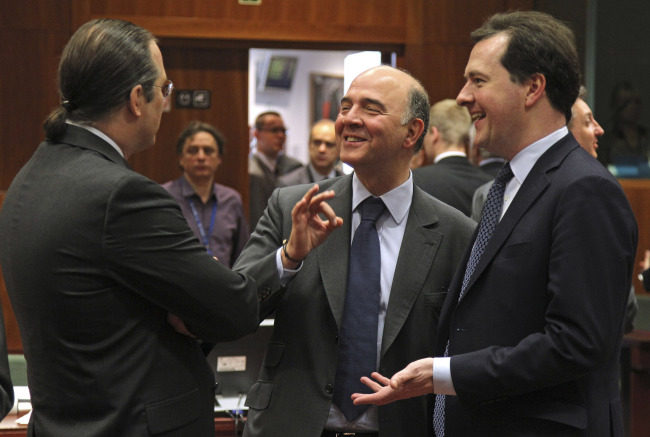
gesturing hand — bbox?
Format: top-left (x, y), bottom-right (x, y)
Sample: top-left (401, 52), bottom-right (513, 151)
top-left (282, 184), bottom-right (343, 268)
top-left (351, 358), bottom-right (435, 406)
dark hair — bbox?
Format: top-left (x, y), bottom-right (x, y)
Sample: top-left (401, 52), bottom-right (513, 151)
top-left (254, 111), bottom-right (282, 131)
top-left (43, 19), bottom-right (159, 141)
top-left (471, 11), bottom-right (580, 123)
top-left (176, 120), bottom-right (226, 156)
top-left (400, 78), bottom-right (430, 154)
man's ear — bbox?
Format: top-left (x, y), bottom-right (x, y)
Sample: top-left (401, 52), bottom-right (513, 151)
top-left (127, 84), bottom-right (145, 117)
top-left (524, 73), bottom-right (546, 108)
top-left (404, 118), bottom-right (426, 150)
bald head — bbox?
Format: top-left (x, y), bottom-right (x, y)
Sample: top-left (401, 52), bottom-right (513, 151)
top-left (309, 119), bottom-right (339, 175)
top-left (336, 66), bottom-right (430, 194)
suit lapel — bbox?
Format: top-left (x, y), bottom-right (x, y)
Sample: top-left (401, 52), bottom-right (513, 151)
top-left (317, 175), bottom-right (353, 328)
top-left (459, 134), bottom-right (579, 299)
top-left (382, 187), bottom-right (442, 357)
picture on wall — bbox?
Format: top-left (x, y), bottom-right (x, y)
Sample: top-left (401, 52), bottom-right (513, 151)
top-left (310, 73), bottom-right (344, 124)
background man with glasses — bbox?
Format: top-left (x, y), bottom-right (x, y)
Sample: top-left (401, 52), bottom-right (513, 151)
top-left (248, 110), bottom-right (302, 231)
top-left (0, 19), bottom-right (259, 436)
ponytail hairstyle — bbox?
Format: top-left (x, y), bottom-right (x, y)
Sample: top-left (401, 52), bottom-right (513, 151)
top-left (44, 19), bottom-right (159, 141)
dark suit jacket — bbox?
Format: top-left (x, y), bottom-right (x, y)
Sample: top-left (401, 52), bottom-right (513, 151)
top-left (277, 165), bottom-right (344, 187)
top-left (0, 125), bottom-right (259, 437)
top-left (413, 156), bottom-right (493, 217)
top-left (234, 174), bottom-right (476, 437)
top-left (436, 134), bottom-right (638, 436)
top-left (0, 305), bottom-right (13, 420)
top-left (478, 159), bottom-right (506, 178)
top-left (248, 153), bottom-right (302, 232)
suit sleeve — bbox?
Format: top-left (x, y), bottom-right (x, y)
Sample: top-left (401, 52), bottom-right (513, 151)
top-left (451, 173), bottom-right (638, 402)
top-left (230, 196), bottom-right (250, 267)
top-left (103, 175), bottom-right (259, 343)
top-left (234, 188), bottom-right (294, 321)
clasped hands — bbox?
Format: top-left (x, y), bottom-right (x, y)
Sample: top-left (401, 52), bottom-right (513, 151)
top-left (351, 358), bottom-right (436, 406)
top-left (281, 184), bottom-right (343, 269)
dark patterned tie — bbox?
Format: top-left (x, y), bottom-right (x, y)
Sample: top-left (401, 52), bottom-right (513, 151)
top-left (433, 162), bottom-right (514, 436)
top-left (333, 196), bottom-right (386, 421)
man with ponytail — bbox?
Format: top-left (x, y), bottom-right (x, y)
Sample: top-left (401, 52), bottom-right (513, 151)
top-left (0, 19), bottom-right (260, 436)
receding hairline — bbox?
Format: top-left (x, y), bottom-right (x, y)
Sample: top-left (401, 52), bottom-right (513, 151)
top-left (345, 66), bottom-right (423, 111)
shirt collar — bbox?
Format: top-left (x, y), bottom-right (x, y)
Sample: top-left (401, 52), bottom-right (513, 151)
top-left (66, 120), bottom-right (125, 158)
top-left (434, 150), bottom-right (467, 163)
top-left (351, 172), bottom-right (413, 225)
top-left (509, 126), bottom-right (568, 185)
top-left (308, 163), bottom-right (336, 180)
top-left (254, 151), bottom-right (277, 172)
top-left (179, 175), bottom-right (216, 199)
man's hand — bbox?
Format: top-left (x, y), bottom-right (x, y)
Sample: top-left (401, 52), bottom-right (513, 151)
top-left (352, 358), bottom-right (435, 406)
top-left (640, 249), bottom-right (650, 271)
top-left (282, 184), bottom-right (343, 268)
top-left (167, 313), bottom-right (196, 338)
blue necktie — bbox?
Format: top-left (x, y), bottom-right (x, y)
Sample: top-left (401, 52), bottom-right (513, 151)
top-left (433, 162), bottom-right (514, 436)
top-left (333, 196), bottom-right (386, 421)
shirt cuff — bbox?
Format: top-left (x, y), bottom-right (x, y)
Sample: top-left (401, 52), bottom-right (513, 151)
top-left (276, 248), bottom-right (301, 284)
top-left (433, 357), bottom-right (456, 395)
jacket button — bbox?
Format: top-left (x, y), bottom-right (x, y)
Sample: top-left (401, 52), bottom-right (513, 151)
top-left (325, 384), bottom-right (333, 394)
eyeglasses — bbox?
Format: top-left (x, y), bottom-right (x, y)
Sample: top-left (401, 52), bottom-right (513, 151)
top-left (260, 127), bottom-right (288, 135)
top-left (149, 79), bottom-right (174, 98)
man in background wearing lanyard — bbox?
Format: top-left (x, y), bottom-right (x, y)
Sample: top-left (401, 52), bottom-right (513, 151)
top-left (163, 120), bottom-right (250, 268)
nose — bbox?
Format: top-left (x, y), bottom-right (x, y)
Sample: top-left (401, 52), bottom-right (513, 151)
top-left (318, 143), bottom-right (328, 153)
top-left (456, 81), bottom-right (473, 107)
top-left (594, 119), bottom-right (604, 137)
top-left (340, 106), bottom-right (362, 127)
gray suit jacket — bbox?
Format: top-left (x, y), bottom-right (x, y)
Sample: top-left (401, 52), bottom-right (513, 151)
top-left (234, 174), bottom-right (476, 437)
top-left (277, 165), bottom-right (344, 187)
top-left (0, 125), bottom-right (259, 437)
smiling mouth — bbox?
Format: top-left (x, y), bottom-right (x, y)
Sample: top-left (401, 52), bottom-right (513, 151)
top-left (345, 136), bottom-right (365, 143)
top-left (471, 113), bottom-right (486, 122)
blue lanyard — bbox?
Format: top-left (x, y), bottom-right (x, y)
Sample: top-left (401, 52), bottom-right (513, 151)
top-left (188, 198), bottom-right (217, 256)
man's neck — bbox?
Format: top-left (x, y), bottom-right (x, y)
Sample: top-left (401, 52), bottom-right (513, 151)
top-left (311, 163), bottom-right (334, 178)
top-left (184, 174), bottom-right (214, 204)
top-left (354, 166), bottom-right (410, 197)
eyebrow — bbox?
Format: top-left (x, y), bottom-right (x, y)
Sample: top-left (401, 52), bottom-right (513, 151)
top-left (340, 96), bottom-right (387, 112)
top-left (464, 70), bottom-right (483, 80)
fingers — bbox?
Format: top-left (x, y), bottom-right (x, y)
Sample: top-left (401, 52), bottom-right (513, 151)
top-left (359, 376), bottom-right (384, 392)
top-left (370, 372), bottom-right (392, 386)
top-left (291, 185), bottom-right (320, 217)
top-left (294, 186), bottom-right (342, 230)
top-left (315, 198), bottom-right (343, 229)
